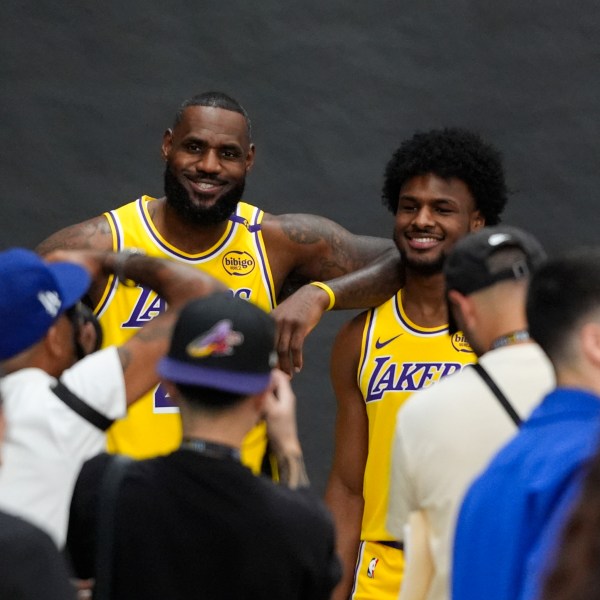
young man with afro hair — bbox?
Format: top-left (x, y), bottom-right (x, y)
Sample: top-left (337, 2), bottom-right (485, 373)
top-left (325, 127), bottom-right (508, 600)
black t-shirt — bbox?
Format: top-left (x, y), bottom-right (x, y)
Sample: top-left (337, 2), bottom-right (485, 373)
top-left (0, 510), bottom-right (75, 599)
top-left (67, 450), bottom-right (340, 599)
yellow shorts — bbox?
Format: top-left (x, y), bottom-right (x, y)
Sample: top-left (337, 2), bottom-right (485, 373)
top-left (351, 540), bottom-right (405, 600)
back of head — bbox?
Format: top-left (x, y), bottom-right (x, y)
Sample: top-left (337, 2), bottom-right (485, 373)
top-left (381, 127), bottom-right (507, 225)
top-left (158, 292), bottom-right (277, 409)
top-left (527, 247), bottom-right (600, 366)
top-left (173, 91), bottom-right (252, 140)
top-left (445, 225), bottom-right (546, 334)
top-left (0, 248), bottom-right (90, 361)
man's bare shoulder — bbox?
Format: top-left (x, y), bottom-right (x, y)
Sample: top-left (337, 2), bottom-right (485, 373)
top-left (261, 211), bottom-right (395, 256)
top-left (261, 211), bottom-right (354, 246)
top-left (36, 214), bottom-right (113, 255)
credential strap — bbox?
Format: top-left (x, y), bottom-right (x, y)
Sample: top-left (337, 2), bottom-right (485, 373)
top-left (50, 381), bottom-right (114, 431)
top-left (471, 363), bottom-right (522, 427)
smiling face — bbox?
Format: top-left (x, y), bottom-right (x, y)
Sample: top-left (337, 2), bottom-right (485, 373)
top-left (393, 173), bottom-right (484, 275)
top-left (161, 106), bottom-right (255, 225)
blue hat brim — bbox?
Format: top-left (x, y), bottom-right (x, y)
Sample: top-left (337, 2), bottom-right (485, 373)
top-left (46, 262), bottom-right (92, 315)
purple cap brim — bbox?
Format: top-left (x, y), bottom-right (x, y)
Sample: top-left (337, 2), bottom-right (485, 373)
top-left (157, 357), bottom-right (271, 395)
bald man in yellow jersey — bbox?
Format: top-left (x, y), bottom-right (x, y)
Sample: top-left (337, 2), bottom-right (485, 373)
top-left (37, 91), bottom-right (403, 472)
top-left (93, 197), bottom-right (278, 466)
top-left (325, 128), bottom-right (509, 599)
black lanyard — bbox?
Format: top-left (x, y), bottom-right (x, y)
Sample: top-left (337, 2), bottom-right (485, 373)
top-left (471, 363), bottom-right (522, 427)
top-left (180, 438), bottom-right (241, 462)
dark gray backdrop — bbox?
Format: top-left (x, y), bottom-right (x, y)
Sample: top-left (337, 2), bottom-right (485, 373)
top-left (2, 0), bottom-right (599, 494)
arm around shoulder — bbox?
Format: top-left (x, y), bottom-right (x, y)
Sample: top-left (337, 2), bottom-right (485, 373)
top-left (266, 211), bottom-right (402, 374)
top-left (263, 211), bottom-right (401, 297)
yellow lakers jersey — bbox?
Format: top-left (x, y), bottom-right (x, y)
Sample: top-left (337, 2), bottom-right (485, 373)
top-left (95, 196), bottom-right (277, 471)
top-left (358, 291), bottom-right (475, 541)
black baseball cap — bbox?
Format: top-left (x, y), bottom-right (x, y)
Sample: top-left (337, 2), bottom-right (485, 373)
top-left (444, 226), bottom-right (546, 335)
top-left (445, 225), bottom-right (547, 296)
top-left (158, 292), bottom-right (277, 395)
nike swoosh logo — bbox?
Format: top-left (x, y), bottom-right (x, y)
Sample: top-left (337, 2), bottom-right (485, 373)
top-left (375, 334), bottom-right (402, 349)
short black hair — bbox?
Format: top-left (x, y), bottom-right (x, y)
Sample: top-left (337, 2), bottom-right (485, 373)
top-left (173, 91), bottom-right (252, 141)
top-left (174, 382), bottom-right (247, 411)
top-left (381, 127), bottom-right (507, 225)
top-left (527, 247), bottom-right (600, 366)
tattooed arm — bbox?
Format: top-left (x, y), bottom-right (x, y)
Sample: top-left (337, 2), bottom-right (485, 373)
top-left (44, 249), bottom-right (225, 406)
top-left (263, 212), bottom-right (403, 374)
top-left (264, 212), bottom-right (400, 290)
top-left (36, 216), bottom-right (114, 308)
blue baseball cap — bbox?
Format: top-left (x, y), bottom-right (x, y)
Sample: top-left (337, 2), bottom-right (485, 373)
top-left (0, 248), bottom-right (91, 360)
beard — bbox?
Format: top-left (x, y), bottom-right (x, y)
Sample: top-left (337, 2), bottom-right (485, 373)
top-left (163, 165), bottom-right (245, 226)
top-left (394, 227), bottom-right (447, 275)
top-left (401, 252), bottom-right (447, 275)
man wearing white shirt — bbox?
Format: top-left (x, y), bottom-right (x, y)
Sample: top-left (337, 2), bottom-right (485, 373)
top-left (386, 226), bottom-right (555, 600)
top-left (0, 247), bottom-right (220, 547)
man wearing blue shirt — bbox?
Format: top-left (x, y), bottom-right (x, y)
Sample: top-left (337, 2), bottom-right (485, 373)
top-left (452, 247), bottom-right (600, 600)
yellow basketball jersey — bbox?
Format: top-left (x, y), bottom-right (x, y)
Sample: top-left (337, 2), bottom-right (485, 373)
top-left (358, 291), bottom-right (475, 541)
top-left (95, 196), bottom-right (277, 471)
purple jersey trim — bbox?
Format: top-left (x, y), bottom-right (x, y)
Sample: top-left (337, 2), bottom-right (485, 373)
top-left (95, 210), bottom-right (122, 316)
top-left (358, 309), bottom-right (376, 384)
top-left (229, 213), bottom-right (262, 233)
top-left (251, 208), bottom-right (277, 309)
top-left (394, 294), bottom-right (447, 336)
top-left (138, 198), bottom-right (237, 261)
top-left (108, 208), bottom-right (123, 250)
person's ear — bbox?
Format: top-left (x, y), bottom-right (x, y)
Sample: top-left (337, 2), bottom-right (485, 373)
top-left (245, 144), bottom-right (256, 173)
top-left (45, 319), bottom-right (66, 359)
top-left (253, 388), bottom-right (270, 418)
top-left (447, 289), bottom-right (476, 332)
top-left (471, 210), bottom-right (485, 231)
top-left (161, 129), bottom-right (173, 162)
top-left (580, 322), bottom-right (600, 368)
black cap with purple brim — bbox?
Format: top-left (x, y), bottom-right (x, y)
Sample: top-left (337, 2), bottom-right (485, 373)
top-left (158, 292), bottom-right (277, 395)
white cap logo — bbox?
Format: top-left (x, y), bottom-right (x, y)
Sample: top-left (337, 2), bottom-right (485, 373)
top-left (488, 233), bottom-right (511, 246)
top-left (37, 290), bottom-right (62, 317)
